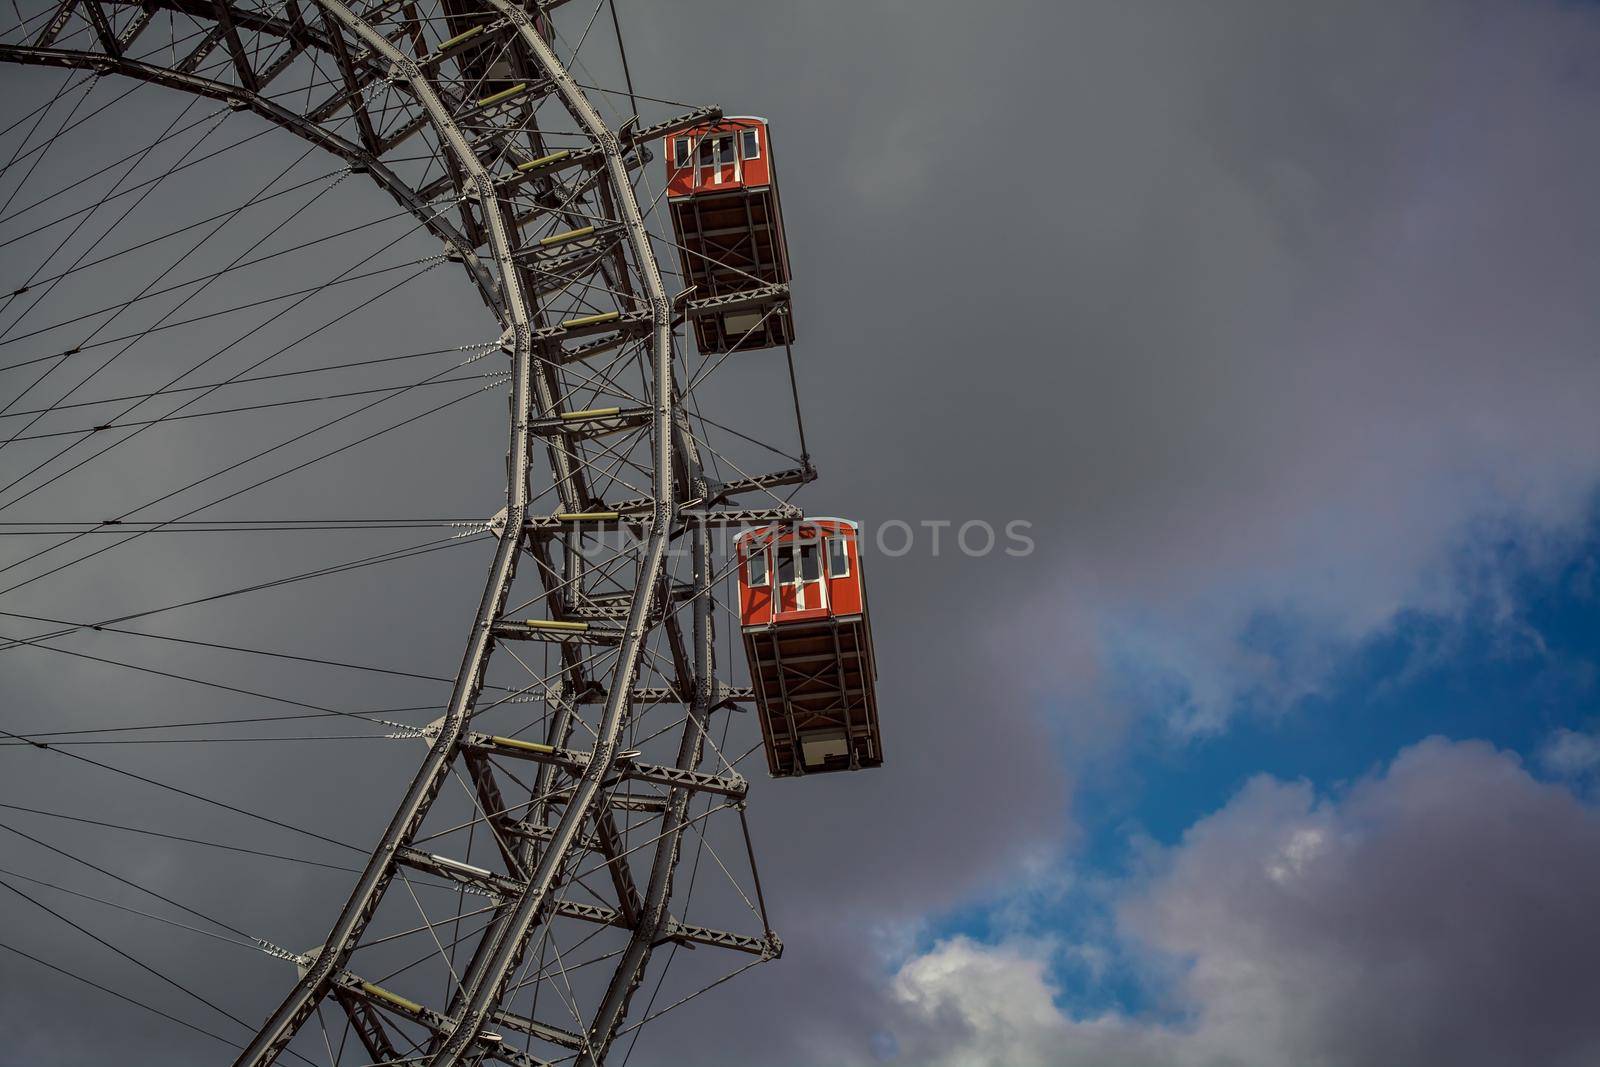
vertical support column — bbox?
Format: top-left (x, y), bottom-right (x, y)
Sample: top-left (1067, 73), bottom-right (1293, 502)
top-left (231, 3), bottom-right (540, 1062)
top-left (578, 521), bottom-right (716, 1062)
top-left (417, 6), bottom-right (681, 1061)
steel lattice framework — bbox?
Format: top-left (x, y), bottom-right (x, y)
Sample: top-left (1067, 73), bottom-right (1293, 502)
top-left (0, 1), bottom-right (813, 1063)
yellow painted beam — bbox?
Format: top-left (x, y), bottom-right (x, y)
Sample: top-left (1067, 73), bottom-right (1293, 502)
top-left (476, 83), bottom-right (527, 108)
top-left (489, 735), bottom-right (556, 755)
top-left (539, 225), bottom-right (595, 247)
top-left (360, 982), bottom-right (423, 1015)
top-left (560, 310), bottom-right (621, 329)
top-left (435, 23), bottom-right (485, 52)
top-left (517, 149), bottom-right (572, 172)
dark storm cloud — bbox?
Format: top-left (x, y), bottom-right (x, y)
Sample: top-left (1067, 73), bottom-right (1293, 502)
top-left (5, 0), bottom-right (1600, 1065)
top-left (614, 2), bottom-right (1600, 1064)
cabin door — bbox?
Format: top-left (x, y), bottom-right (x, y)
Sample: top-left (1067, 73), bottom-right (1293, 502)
top-left (777, 535), bottom-right (827, 616)
top-left (697, 132), bottom-right (739, 188)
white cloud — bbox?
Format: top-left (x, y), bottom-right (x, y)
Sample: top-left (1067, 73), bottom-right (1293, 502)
top-left (882, 739), bottom-right (1600, 1067)
top-left (1263, 826), bottom-right (1328, 886)
top-left (1540, 728), bottom-right (1600, 779)
top-left (890, 938), bottom-right (1176, 1067)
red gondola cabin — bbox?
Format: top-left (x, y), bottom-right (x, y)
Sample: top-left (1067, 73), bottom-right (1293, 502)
top-left (666, 117), bottom-right (795, 354)
top-left (736, 519), bottom-right (883, 777)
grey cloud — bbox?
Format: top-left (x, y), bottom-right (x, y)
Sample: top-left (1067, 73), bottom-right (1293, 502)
top-left (1540, 727), bottom-right (1600, 780)
top-left (881, 738), bottom-right (1600, 1067)
top-left (5, 0), bottom-right (1600, 1064)
top-left (631, 0), bottom-right (1600, 739)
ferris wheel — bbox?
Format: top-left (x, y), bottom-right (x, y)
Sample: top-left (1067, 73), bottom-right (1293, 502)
top-left (0, 2), bottom-right (883, 1064)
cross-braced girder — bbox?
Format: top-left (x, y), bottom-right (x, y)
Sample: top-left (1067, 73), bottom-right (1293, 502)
top-left (0, 0), bottom-right (795, 1063)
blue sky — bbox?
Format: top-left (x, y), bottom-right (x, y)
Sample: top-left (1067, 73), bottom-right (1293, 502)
top-left (618, 6), bottom-right (1600, 1060)
top-left (913, 492), bottom-right (1600, 1029)
top-left (1098, 497), bottom-right (1600, 855)
top-left (7, 3), bottom-right (1600, 1065)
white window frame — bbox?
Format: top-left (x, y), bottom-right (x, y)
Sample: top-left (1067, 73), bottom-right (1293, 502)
top-left (780, 542), bottom-right (806, 585)
top-left (740, 128), bottom-right (760, 161)
top-left (826, 536), bottom-right (850, 579)
top-left (781, 539), bottom-right (826, 611)
top-left (746, 547), bottom-right (769, 587)
top-left (698, 135), bottom-right (734, 174)
top-left (797, 540), bottom-right (822, 584)
top-left (674, 137), bottom-right (691, 167)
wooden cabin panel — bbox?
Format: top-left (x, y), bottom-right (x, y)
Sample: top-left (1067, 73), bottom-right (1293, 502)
top-left (738, 521), bottom-right (863, 627)
top-left (823, 533), bottom-right (864, 616)
top-left (666, 118), bottom-right (772, 198)
top-left (740, 560), bottom-right (773, 626)
top-left (737, 521), bottom-right (879, 778)
top-left (666, 118), bottom-right (794, 354)
top-left (671, 193), bottom-right (788, 291)
top-left (673, 189), bottom-right (793, 353)
top-left (693, 311), bottom-right (792, 355)
top-left (744, 614), bottom-right (882, 778)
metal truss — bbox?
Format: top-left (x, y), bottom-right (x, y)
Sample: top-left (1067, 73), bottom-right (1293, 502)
top-left (0, 1), bottom-right (802, 1063)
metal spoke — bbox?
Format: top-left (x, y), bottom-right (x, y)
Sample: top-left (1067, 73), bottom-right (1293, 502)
top-left (0, 2), bottom-right (817, 1063)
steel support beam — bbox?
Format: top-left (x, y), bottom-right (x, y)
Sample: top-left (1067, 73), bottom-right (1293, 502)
top-left (228, 0), bottom-right (541, 1059)
top-left (415, 4), bottom-right (676, 1059)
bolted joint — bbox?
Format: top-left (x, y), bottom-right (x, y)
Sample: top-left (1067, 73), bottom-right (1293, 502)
top-left (587, 740), bottom-right (616, 771)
